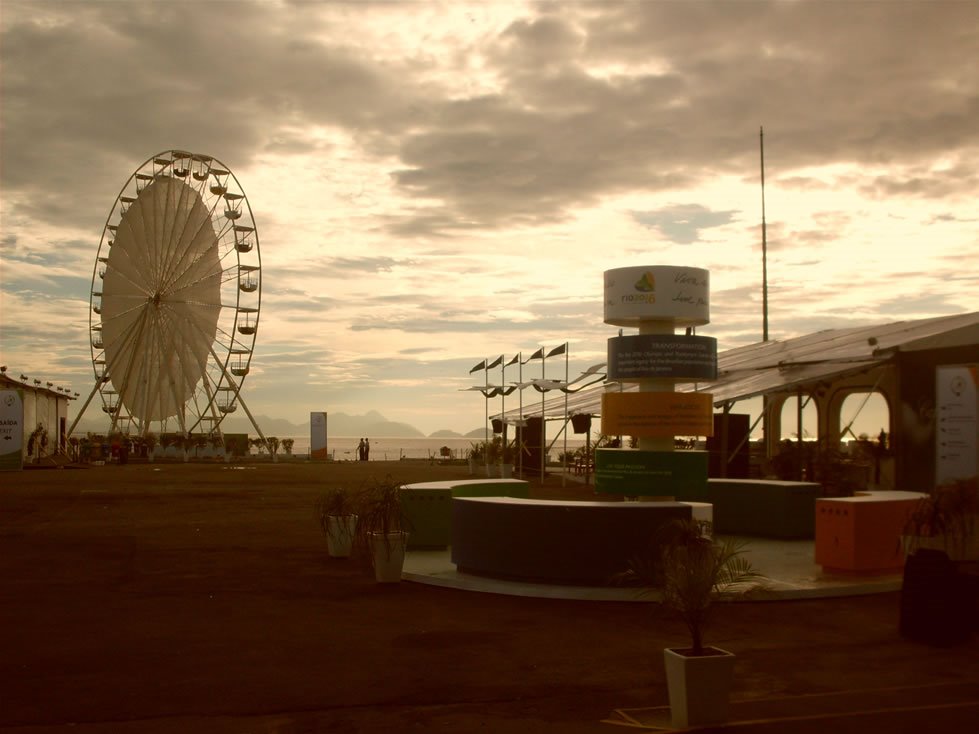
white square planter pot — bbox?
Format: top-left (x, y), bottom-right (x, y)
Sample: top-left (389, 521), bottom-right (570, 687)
top-left (326, 515), bottom-right (358, 558)
top-left (369, 531), bottom-right (408, 583)
top-left (663, 646), bottom-right (736, 729)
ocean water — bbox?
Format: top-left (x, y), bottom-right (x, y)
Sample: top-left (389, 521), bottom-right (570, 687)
top-left (281, 435), bottom-right (586, 461)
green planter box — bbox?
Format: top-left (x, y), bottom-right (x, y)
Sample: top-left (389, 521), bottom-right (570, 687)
top-left (594, 449), bottom-right (708, 499)
top-left (706, 479), bottom-right (819, 538)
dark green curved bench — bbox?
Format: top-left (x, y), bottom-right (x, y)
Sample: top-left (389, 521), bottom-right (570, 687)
top-left (401, 479), bottom-right (530, 549)
top-left (705, 479), bottom-right (819, 538)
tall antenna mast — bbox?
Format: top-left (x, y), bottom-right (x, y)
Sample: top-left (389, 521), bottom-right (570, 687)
top-left (759, 127), bottom-right (772, 464)
top-left (760, 126), bottom-right (769, 342)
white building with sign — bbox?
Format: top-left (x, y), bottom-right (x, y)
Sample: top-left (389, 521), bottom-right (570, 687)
top-left (0, 368), bottom-right (74, 467)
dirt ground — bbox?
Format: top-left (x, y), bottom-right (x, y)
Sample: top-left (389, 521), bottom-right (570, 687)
top-left (1, 460), bottom-right (977, 733)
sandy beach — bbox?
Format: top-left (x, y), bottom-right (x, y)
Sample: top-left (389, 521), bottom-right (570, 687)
top-left (1, 460), bottom-right (977, 733)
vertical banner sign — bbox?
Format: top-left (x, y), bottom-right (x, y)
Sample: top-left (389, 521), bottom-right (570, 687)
top-left (936, 365), bottom-right (978, 487)
top-left (310, 411), bottom-right (329, 460)
top-left (0, 389), bottom-right (25, 471)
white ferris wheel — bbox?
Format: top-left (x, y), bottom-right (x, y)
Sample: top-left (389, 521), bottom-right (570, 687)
top-left (70, 150), bottom-right (267, 441)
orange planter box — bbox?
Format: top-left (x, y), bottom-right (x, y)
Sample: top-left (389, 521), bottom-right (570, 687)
top-left (815, 491), bottom-right (925, 573)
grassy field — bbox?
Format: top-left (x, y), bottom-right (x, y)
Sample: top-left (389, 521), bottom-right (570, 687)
top-left (1, 461), bottom-right (977, 733)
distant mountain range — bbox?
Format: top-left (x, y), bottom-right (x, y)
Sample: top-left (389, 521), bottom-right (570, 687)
top-left (70, 409), bottom-right (485, 439)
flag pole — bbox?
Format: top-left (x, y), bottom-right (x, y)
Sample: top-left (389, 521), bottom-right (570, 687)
top-left (760, 125), bottom-right (769, 342)
top-left (562, 344), bottom-right (569, 487)
top-left (760, 126), bottom-right (772, 467)
top-left (484, 361), bottom-right (489, 471)
top-left (540, 349), bottom-right (546, 479)
top-left (500, 356), bottom-right (506, 471)
top-left (517, 352), bottom-right (523, 476)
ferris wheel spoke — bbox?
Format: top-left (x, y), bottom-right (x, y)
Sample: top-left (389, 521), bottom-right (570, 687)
top-left (212, 214), bottom-right (237, 243)
top-left (168, 259), bottom-right (233, 307)
top-left (182, 177), bottom-right (227, 255)
top-left (199, 371), bottom-right (223, 427)
top-left (219, 262), bottom-right (243, 286)
top-left (146, 310), bottom-right (180, 421)
top-left (171, 225), bottom-right (223, 279)
top-left (157, 316), bottom-right (195, 432)
top-left (165, 250), bottom-right (223, 302)
top-left (155, 178), bottom-right (186, 288)
top-left (110, 203), bottom-right (162, 296)
top-left (156, 181), bottom-right (207, 296)
top-left (107, 311), bottom-right (154, 418)
top-left (102, 302), bottom-right (151, 366)
top-left (166, 244), bottom-right (221, 300)
top-left (115, 203), bottom-right (158, 290)
top-left (160, 171), bottom-right (190, 271)
top-left (101, 295), bottom-right (152, 326)
top-left (210, 330), bottom-right (241, 366)
top-left (133, 331), bottom-right (158, 432)
top-left (103, 265), bottom-right (154, 302)
top-left (144, 177), bottom-right (164, 287)
top-left (190, 367), bottom-right (220, 425)
top-left (136, 305), bottom-right (180, 421)
top-left (165, 302), bottom-right (223, 380)
top-left (101, 309), bottom-right (152, 416)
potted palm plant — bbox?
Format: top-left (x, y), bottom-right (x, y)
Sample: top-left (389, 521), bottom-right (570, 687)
top-left (902, 478), bottom-right (978, 561)
top-left (500, 440), bottom-right (515, 478)
top-left (485, 437), bottom-right (501, 477)
top-left (660, 519), bottom-right (760, 728)
top-left (899, 478), bottom-right (978, 646)
top-left (466, 442), bottom-right (484, 475)
top-left (622, 519), bottom-right (760, 728)
top-left (316, 488), bottom-right (359, 558)
top-left (356, 475), bottom-right (410, 582)
top-left (267, 436), bottom-right (280, 463)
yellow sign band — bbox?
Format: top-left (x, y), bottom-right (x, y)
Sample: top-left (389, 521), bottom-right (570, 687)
top-left (601, 391), bottom-right (714, 437)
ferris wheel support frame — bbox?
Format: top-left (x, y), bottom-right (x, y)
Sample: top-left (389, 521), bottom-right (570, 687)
top-left (68, 322), bottom-right (271, 453)
top-left (206, 341), bottom-right (269, 452)
top-left (67, 380), bottom-right (107, 439)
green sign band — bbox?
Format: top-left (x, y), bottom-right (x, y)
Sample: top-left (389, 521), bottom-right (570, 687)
top-left (594, 448), bottom-right (708, 498)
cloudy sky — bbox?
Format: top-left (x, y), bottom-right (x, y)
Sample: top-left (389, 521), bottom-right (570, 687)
top-left (2, 0), bottom-right (978, 437)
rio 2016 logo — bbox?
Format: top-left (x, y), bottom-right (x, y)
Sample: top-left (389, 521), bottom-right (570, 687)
top-left (621, 272), bottom-right (656, 303)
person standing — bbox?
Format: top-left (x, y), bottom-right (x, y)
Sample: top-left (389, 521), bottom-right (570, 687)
top-left (357, 438), bottom-right (365, 461)
top-left (364, 438), bottom-right (370, 461)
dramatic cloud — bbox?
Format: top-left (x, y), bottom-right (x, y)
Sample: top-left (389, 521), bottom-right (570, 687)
top-left (631, 205), bottom-right (739, 244)
top-left (2, 0), bottom-right (977, 435)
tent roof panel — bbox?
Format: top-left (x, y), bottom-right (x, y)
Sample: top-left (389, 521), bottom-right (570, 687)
top-left (494, 311), bottom-right (979, 422)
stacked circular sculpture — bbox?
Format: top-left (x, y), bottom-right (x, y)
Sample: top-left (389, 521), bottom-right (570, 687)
top-left (596, 266), bottom-right (718, 497)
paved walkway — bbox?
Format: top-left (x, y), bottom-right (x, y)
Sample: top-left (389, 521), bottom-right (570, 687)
top-left (404, 537), bottom-right (903, 602)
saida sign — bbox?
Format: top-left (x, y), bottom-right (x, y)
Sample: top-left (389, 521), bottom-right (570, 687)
top-left (0, 389), bottom-right (25, 471)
